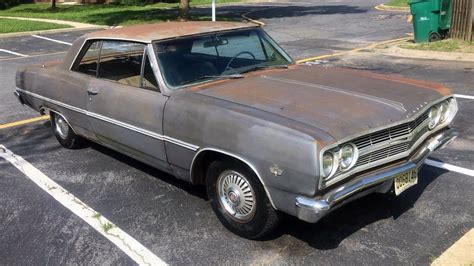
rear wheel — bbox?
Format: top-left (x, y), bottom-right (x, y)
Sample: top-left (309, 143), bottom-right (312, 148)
top-left (51, 112), bottom-right (84, 149)
top-left (206, 160), bottom-right (280, 239)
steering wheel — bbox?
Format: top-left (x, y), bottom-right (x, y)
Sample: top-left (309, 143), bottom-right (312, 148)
top-left (224, 51), bottom-right (256, 71)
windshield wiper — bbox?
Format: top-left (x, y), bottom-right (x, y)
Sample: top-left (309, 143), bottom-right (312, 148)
top-left (240, 64), bottom-right (289, 74)
top-left (179, 74), bottom-right (243, 86)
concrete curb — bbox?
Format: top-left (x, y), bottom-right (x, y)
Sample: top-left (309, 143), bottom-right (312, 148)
top-left (375, 4), bottom-right (410, 12)
top-left (241, 10), bottom-right (266, 26)
top-left (375, 45), bottom-right (474, 62)
top-left (0, 26), bottom-right (107, 39)
top-left (240, 6), bottom-right (283, 26)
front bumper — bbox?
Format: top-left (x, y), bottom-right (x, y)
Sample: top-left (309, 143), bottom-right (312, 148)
top-left (14, 91), bottom-right (24, 105)
top-left (295, 128), bottom-right (458, 223)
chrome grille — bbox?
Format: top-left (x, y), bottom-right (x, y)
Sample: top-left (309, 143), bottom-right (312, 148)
top-left (355, 142), bottom-right (410, 167)
top-left (352, 110), bottom-right (430, 167)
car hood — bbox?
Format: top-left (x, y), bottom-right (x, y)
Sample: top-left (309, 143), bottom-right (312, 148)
top-left (194, 65), bottom-right (452, 143)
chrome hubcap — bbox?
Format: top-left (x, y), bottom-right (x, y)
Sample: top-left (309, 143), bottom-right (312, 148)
top-left (54, 115), bottom-right (69, 139)
top-left (217, 170), bottom-right (256, 222)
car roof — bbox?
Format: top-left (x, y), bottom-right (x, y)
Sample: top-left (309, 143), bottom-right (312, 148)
top-left (86, 21), bottom-right (258, 43)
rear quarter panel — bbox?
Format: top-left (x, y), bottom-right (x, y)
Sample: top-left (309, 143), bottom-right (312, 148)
top-left (15, 36), bottom-right (92, 136)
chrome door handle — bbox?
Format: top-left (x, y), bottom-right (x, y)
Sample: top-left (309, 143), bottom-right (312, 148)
top-left (87, 88), bottom-right (99, 95)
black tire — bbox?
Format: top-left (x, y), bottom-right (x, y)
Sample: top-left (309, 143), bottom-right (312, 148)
top-left (206, 160), bottom-right (280, 239)
top-left (50, 112), bottom-right (84, 149)
top-left (429, 32), bottom-right (441, 42)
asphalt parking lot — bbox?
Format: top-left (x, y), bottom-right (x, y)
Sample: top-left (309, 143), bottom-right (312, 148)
top-left (1, 0), bottom-right (473, 264)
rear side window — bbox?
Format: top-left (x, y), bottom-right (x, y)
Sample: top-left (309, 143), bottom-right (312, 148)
top-left (98, 41), bottom-right (145, 87)
top-left (74, 41), bottom-right (101, 76)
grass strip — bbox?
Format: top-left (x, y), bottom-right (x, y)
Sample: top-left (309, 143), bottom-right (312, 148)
top-left (0, 0), bottom-right (241, 26)
top-left (0, 17), bottom-right (71, 33)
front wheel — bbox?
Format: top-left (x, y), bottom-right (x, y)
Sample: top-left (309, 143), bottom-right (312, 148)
top-left (206, 160), bottom-right (280, 239)
top-left (51, 112), bottom-right (84, 149)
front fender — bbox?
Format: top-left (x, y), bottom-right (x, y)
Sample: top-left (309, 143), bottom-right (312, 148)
top-left (164, 91), bottom-right (331, 201)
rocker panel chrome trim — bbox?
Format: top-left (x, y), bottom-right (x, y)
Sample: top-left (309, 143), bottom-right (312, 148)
top-left (16, 88), bottom-right (199, 151)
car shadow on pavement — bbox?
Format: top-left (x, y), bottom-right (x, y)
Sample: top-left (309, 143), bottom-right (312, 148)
top-left (0, 121), bottom-right (64, 159)
top-left (270, 166), bottom-right (448, 248)
top-left (89, 142), bottom-right (208, 200)
top-left (88, 138), bottom-right (449, 248)
top-left (237, 5), bottom-right (368, 19)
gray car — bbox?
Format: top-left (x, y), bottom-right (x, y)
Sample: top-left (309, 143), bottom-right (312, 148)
top-left (15, 21), bottom-right (459, 239)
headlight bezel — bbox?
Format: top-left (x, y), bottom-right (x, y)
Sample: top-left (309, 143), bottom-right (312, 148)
top-left (428, 105), bottom-right (441, 129)
top-left (429, 97), bottom-right (458, 129)
top-left (340, 143), bottom-right (359, 171)
top-left (321, 151), bottom-right (338, 179)
top-left (439, 101), bottom-right (450, 123)
top-left (320, 143), bottom-right (358, 183)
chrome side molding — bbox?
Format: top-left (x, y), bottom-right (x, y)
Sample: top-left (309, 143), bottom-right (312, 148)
top-left (16, 88), bottom-right (199, 151)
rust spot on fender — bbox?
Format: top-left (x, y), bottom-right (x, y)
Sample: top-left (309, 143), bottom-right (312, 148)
top-left (340, 67), bottom-right (452, 95)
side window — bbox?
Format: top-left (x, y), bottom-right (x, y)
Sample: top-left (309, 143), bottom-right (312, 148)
top-left (74, 41), bottom-right (101, 76)
top-left (143, 52), bottom-right (159, 91)
top-left (98, 41), bottom-right (145, 88)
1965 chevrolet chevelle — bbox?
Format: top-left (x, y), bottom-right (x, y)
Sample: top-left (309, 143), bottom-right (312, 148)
top-left (15, 21), bottom-right (459, 239)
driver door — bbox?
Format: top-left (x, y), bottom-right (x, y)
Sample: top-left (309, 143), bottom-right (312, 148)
top-left (86, 40), bottom-right (170, 170)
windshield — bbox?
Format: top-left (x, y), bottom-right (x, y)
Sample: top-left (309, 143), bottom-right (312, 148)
top-left (154, 28), bottom-right (293, 89)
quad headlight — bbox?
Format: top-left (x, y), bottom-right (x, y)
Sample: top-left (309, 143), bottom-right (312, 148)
top-left (321, 143), bottom-right (359, 180)
top-left (428, 105), bottom-right (441, 129)
top-left (429, 97), bottom-right (458, 130)
top-left (440, 98), bottom-right (458, 123)
top-left (340, 144), bottom-right (358, 170)
top-left (321, 152), bottom-right (336, 178)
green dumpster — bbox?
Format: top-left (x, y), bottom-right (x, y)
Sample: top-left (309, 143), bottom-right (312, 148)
top-left (409, 0), bottom-right (453, 43)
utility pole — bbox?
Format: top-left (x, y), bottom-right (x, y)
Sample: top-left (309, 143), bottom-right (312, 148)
top-left (212, 0), bottom-right (216, 22)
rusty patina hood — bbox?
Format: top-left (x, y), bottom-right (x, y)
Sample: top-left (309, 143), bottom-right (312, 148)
top-left (195, 65), bottom-right (452, 142)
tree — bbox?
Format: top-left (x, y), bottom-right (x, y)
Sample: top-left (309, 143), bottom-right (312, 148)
top-left (51, 0), bottom-right (56, 9)
top-left (178, 0), bottom-right (189, 20)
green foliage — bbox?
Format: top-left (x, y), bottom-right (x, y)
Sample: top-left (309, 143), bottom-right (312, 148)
top-left (0, 1), bottom-right (240, 25)
top-left (400, 39), bottom-right (474, 53)
top-left (0, 17), bottom-right (71, 33)
top-left (386, 0), bottom-right (408, 7)
top-left (101, 222), bottom-right (114, 232)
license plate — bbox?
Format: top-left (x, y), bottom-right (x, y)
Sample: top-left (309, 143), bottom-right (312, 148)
top-left (394, 170), bottom-right (418, 196)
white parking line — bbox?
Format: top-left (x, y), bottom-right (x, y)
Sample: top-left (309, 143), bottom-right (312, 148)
top-left (454, 94), bottom-right (474, 100)
top-left (31, 34), bottom-right (72, 46)
top-left (0, 49), bottom-right (28, 57)
top-left (425, 159), bottom-right (474, 177)
top-left (0, 145), bottom-right (166, 266)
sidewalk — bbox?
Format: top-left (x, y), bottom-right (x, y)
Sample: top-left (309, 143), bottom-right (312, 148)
top-left (432, 229), bottom-right (474, 265)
